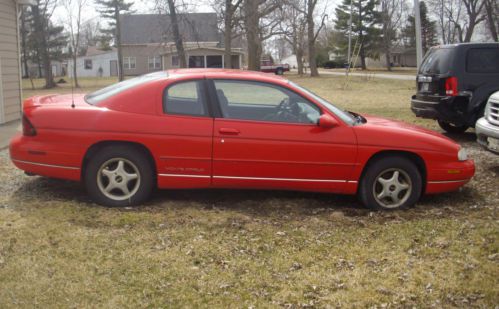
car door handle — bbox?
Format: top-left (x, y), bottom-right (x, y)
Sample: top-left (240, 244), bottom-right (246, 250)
top-left (219, 128), bottom-right (240, 135)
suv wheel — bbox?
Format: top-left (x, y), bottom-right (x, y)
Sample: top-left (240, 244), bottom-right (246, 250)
top-left (359, 156), bottom-right (422, 211)
top-left (85, 145), bottom-right (154, 206)
top-left (437, 120), bottom-right (469, 133)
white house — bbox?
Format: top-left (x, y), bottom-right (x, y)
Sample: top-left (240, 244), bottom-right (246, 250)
top-left (281, 55), bottom-right (298, 69)
top-left (68, 46), bottom-right (118, 78)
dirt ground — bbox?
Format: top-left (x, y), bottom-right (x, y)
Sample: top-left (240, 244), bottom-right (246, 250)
top-left (0, 75), bottom-right (497, 308)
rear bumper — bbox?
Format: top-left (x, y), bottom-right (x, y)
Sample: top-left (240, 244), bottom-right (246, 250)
top-left (425, 159), bottom-right (475, 194)
top-left (411, 95), bottom-right (470, 125)
top-left (9, 133), bottom-right (81, 181)
top-left (476, 117), bottom-right (499, 154)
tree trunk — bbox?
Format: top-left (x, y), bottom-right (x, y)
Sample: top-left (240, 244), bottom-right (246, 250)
top-left (296, 47), bottom-right (304, 75)
top-left (168, 0), bottom-right (187, 68)
top-left (32, 4), bottom-right (55, 88)
top-left (115, 4), bottom-right (125, 81)
top-left (307, 7), bottom-right (318, 77)
top-left (485, 0), bottom-right (498, 41)
top-left (20, 8), bottom-right (29, 78)
top-left (385, 50), bottom-right (391, 71)
top-left (224, 0), bottom-right (233, 69)
top-left (72, 55), bottom-right (79, 87)
top-left (244, 0), bottom-right (261, 71)
top-left (358, 0), bottom-right (366, 70)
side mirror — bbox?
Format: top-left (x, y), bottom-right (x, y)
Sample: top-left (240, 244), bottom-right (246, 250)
top-left (318, 114), bottom-right (338, 128)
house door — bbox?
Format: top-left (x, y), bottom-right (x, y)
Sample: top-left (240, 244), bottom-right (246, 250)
top-left (110, 60), bottom-right (118, 76)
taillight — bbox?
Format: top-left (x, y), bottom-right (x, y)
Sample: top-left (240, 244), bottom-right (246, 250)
top-left (445, 77), bottom-right (458, 96)
top-left (22, 114), bottom-right (36, 136)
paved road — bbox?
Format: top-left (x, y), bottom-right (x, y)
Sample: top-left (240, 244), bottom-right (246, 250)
top-left (318, 69), bottom-right (416, 81)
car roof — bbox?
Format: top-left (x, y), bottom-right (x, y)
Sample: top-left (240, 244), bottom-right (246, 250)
top-left (166, 68), bottom-right (288, 84)
top-left (433, 42), bottom-right (499, 49)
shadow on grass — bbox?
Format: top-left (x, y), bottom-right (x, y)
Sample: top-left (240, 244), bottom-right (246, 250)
top-left (442, 131), bottom-right (477, 143)
top-left (9, 174), bottom-right (482, 223)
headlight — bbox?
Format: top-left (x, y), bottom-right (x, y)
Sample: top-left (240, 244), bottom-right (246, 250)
top-left (458, 148), bottom-right (468, 161)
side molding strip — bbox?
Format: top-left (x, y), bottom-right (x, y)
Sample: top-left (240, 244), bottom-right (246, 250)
top-left (12, 159), bottom-right (80, 170)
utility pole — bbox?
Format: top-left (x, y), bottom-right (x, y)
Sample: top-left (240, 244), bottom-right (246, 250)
top-left (413, 0), bottom-right (423, 69)
top-left (347, 0), bottom-right (353, 72)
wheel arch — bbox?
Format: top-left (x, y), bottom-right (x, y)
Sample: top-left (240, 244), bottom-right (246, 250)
top-left (359, 150), bottom-right (427, 194)
top-left (81, 140), bottom-right (157, 181)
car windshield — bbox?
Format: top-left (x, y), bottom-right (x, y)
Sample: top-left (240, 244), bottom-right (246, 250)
top-left (85, 71), bottom-right (168, 105)
top-left (288, 81), bottom-right (356, 125)
top-left (419, 47), bottom-right (454, 75)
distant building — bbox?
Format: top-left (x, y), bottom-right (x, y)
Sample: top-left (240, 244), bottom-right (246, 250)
top-left (0, 0), bottom-right (33, 124)
top-left (365, 47), bottom-right (417, 68)
top-left (119, 13), bottom-right (245, 76)
top-left (68, 46), bottom-right (118, 78)
top-left (281, 55), bottom-right (298, 69)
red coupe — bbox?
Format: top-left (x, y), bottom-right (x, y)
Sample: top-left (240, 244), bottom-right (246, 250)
top-left (10, 69), bottom-right (475, 210)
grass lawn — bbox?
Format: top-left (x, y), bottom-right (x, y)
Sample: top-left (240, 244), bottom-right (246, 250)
top-left (0, 73), bottom-right (497, 308)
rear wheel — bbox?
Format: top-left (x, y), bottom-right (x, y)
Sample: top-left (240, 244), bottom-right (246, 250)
top-left (275, 67), bottom-right (284, 75)
top-left (359, 156), bottom-right (422, 210)
top-left (437, 120), bottom-right (469, 133)
top-left (85, 145), bottom-right (154, 206)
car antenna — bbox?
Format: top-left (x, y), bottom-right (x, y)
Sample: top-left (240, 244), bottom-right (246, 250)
top-left (70, 66), bottom-right (75, 109)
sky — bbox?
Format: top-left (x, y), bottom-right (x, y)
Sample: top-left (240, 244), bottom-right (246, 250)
top-left (54, 0), bottom-right (342, 30)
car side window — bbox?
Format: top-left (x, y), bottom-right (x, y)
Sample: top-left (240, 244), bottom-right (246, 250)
top-left (466, 48), bottom-right (499, 73)
top-left (213, 80), bottom-right (321, 124)
top-left (164, 81), bottom-right (207, 116)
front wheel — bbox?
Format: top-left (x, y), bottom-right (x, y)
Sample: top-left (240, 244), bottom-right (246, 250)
top-left (84, 145), bottom-right (154, 207)
top-left (437, 120), bottom-right (469, 134)
top-left (275, 68), bottom-right (284, 75)
top-left (359, 156), bottom-right (422, 210)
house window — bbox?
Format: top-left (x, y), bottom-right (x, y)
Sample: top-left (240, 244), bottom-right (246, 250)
top-left (123, 57), bottom-right (136, 70)
top-left (148, 56), bottom-right (161, 69)
top-left (84, 59), bottom-right (92, 70)
top-left (171, 55), bottom-right (179, 67)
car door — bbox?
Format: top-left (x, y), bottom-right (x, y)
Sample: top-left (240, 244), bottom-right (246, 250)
top-left (156, 79), bottom-right (213, 188)
top-left (209, 79), bottom-right (358, 193)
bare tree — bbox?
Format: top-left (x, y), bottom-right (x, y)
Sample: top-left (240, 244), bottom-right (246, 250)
top-left (279, 0), bottom-right (307, 74)
top-left (304, 0), bottom-right (327, 76)
top-left (380, 0), bottom-right (403, 71)
top-left (96, 0), bottom-right (133, 81)
top-left (166, 0), bottom-right (187, 67)
top-left (483, 0), bottom-right (498, 41)
top-left (242, 0), bottom-right (281, 71)
top-left (222, 0), bottom-right (243, 68)
top-left (63, 0), bottom-right (88, 87)
top-left (431, 0), bottom-right (486, 43)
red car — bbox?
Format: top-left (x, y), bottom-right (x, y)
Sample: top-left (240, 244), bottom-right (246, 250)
top-left (10, 69), bottom-right (475, 210)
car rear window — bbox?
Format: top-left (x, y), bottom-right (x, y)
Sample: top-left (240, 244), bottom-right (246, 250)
top-left (466, 48), bottom-right (499, 73)
top-left (85, 71), bottom-right (168, 105)
top-left (419, 48), bottom-right (454, 75)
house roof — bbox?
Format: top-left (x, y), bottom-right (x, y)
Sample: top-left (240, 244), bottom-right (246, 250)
top-left (120, 13), bottom-right (220, 45)
top-left (161, 46), bottom-right (245, 55)
top-left (85, 46), bottom-right (116, 57)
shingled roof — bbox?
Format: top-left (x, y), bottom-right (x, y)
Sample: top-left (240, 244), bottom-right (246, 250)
top-left (119, 13), bottom-right (220, 45)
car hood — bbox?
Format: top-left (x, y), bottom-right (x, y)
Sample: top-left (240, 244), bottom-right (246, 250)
top-left (354, 115), bottom-right (460, 153)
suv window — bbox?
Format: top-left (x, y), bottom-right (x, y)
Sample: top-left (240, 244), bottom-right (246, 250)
top-left (213, 80), bottom-right (321, 124)
top-left (466, 48), bottom-right (499, 73)
top-left (164, 81), bottom-right (207, 116)
top-left (419, 48), bottom-right (454, 75)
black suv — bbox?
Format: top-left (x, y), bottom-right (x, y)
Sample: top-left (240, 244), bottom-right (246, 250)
top-left (411, 43), bottom-right (499, 133)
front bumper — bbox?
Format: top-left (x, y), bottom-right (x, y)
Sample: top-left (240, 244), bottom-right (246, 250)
top-left (476, 117), bottom-right (499, 154)
top-left (425, 159), bottom-right (475, 194)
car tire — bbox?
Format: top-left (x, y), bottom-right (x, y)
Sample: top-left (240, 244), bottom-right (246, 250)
top-left (437, 120), bottom-right (469, 134)
top-left (359, 156), bottom-right (422, 211)
top-left (276, 68), bottom-right (283, 75)
top-left (84, 145), bottom-right (154, 207)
